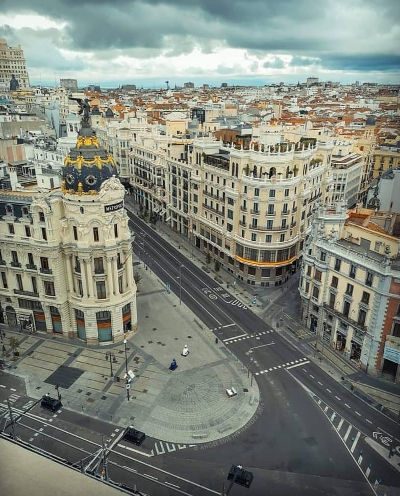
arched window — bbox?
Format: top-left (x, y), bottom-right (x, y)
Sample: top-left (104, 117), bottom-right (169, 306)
top-left (269, 167), bottom-right (276, 178)
top-left (22, 206), bottom-right (29, 217)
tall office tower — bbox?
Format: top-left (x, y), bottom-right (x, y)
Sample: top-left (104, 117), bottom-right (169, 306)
top-left (0, 38), bottom-right (30, 90)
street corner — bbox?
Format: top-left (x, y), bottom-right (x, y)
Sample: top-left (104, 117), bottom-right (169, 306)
top-left (132, 359), bottom-right (261, 445)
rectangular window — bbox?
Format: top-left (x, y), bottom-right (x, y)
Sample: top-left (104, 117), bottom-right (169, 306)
top-left (254, 188), bottom-right (259, 197)
top-left (11, 251), bottom-right (18, 263)
top-left (320, 251), bottom-right (326, 262)
top-left (16, 274), bottom-right (23, 291)
top-left (343, 300), bottom-right (351, 317)
top-left (42, 228), bottom-right (47, 241)
top-left (93, 227), bottom-right (99, 242)
top-left (118, 275), bottom-right (123, 293)
top-left (314, 269), bottom-right (322, 282)
top-left (96, 281), bottom-right (107, 299)
top-left (268, 204), bottom-right (274, 215)
top-left (305, 281), bottom-right (310, 293)
top-left (284, 189), bottom-right (289, 197)
top-left (281, 219), bottom-right (287, 228)
top-left (393, 323), bottom-right (400, 338)
top-left (28, 253), bottom-right (34, 266)
top-left (75, 257), bottom-right (81, 273)
top-left (358, 309), bottom-right (367, 326)
top-left (77, 278), bottom-right (83, 297)
top-left (44, 281), bottom-right (55, 296)
top-left (282, 203), bottom-right (288, 213)
top-left (361, 291), bottom-right (370, 305)
top-left (329, 292), bottom-right (336, 308)
top-left (269, 189), bottom-right (275, 198)
top-left (25, 225), bottom-right (31, 237)
top-left (73, 226), bottom-right (78, 241)
top-left (334, 258), bottom-right (341, 271)
top-left (1, 272), bottom-right (7, 289)
top-left (32, 277), bottom-right (37, 294)
top-left (345, 283), bottom-right (354, 296)
top-left (39, 211), bottom-right (45, 222)
top-left (265, 235), bottom-right (272, 242)
top-left (349, 264), bottom-right (356, 279)
top-left (40, 257), bottom-right (49, 270)
top-left (365, 271), bottom-right (373, 287)
top-left (266, 220), bottom-right (273, 230)
top-left (114, 224), bottom-right (118, 238)
top-left (8, 224), bottom-right (15, 234)
top-left (262, 268), bottom-right (271, 277)
top-left (312, 286), bottom-right (319, 299)
top-left (331, 276), bottom-right (338, 288)
top-left (227, 209), bottom-right (233, 220)
top-left (307, 265), bottom-right (312, 276)
top-left (94, 257), bottom-right (104, 274)
top-left (280, 233), bottom-right (285, 242)
top-left (251, 233), bottom-right (257, 241)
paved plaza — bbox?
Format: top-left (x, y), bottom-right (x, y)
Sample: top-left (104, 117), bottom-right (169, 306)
top-left (1, 259), bottom-right (259, 444)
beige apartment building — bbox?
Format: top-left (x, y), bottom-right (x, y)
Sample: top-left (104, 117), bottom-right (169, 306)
top-left (299, 205), bottom-right (400, 382)
top-left (0, 38), bottom-right (30, 90)
top-left (130, 128), bottom-right (335, 285)
top-left (371, 146), bottom-right (400, 179)
top-left (0, 124), bottom-right (137, 344)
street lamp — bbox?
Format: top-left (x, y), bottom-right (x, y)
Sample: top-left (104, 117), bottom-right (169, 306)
top-left (123, 339), bottom-right (131, 402)
top-left (105, 352), bottom-right (117, 378)
top-left (179, 264), bottom-right (184, 305)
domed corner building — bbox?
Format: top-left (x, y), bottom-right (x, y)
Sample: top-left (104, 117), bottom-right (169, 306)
top-left (56, 123), bottom-right (138, 344)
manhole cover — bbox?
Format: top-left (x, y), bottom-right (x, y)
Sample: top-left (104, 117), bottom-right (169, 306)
top-left (77, 389), bottom-right (83, 393)
top-left (148, 341), bottom-right (153, 344)
top-left (187, 336), bottom-right (192, 339)
top-left (243, 388), bottom-right (249, 392)
top-left (36, 386), bottom-right (41, 390)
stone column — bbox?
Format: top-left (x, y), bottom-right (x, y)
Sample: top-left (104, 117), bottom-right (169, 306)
top-left (80, 258), bottom-right (88, 298)
top-left (65, 254), bottom-right (74, 294)
top-left (85, 259), bottom-right (95, 298)
top-left (113, 257), bottom-right (119, 295)
top-left (345, 327), bottom-right (354, 356)
top-left (106, 257), bottom-right (114, 296)
top-left (125, 251), bottom-right (134, 289)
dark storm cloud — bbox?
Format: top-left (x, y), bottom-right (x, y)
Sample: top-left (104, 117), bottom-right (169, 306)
top-left (1, 0), bottom-right (399, 72)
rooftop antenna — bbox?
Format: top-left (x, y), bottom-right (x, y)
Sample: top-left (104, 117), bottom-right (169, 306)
top-left (165, 80), bottom-right (170, 91)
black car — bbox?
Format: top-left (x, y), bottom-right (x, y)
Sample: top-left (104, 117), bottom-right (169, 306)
top-left (41, 395), bottom-right (62, 412)
top-left (123, 426), bottom-right (146, 446)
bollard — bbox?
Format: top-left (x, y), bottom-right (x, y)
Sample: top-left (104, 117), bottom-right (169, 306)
top-left (215, 337), bottom-right (219, 344)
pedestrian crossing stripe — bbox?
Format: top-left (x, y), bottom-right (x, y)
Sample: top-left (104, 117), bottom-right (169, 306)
top-left (224, 330), bottom-right (274, 344)
top-left (254, 357), bottom-right (308, 375)
top-left (150, 440), bottom-right (196, 456)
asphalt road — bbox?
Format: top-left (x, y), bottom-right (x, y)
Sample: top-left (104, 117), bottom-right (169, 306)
top-left (0, 209), bottom-right (399, 496)
top-left (126, 210), bottom-right (400, 495)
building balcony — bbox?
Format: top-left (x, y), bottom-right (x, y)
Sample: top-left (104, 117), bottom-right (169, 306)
top-left (250, 209), bottom-right (260, 215)
top-left (40, 267), bottom-right (53, 275)
top-left (249, 224), bottom-right (289, 232)
top-left (240, 206), bottom-right (247, 212)
top-left (11, 262), bottom-right (21, 268)
top-left (26, 264), bottom-right (37, 271)
top-left (323, 303), bottom-right (367, 333)
top-left (14, 289), bottom-right (39, 298)
top-left (0, 260), bottom-right (6, 266)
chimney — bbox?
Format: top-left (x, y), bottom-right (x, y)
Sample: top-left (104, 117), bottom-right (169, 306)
top-left (8, 165), bottom-right (19, 191)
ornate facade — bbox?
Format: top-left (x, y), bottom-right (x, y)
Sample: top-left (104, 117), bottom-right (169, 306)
top-left (0, 123), bottom-right (137, 344)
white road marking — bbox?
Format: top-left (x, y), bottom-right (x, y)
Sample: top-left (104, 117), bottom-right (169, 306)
top-left (144, 474), bottom-right (158, 481)
top-left (344, 425), bottom-right (352, 442)
top-left (337, 419), bottom-right (344, 432)
top-left (358, 455), bottom-right (363, 465)
top-left (165, 481), bottom-right (180, 489)
top-left (0, 385), bottom-right (6, 389)
top-left (355, 411), bottom-right (362, 417)
top-left (286, 361), bottom-right (310, 370)
top-left (366, 419), bottom-right (372, 424)
top-left (118, 444), bottom-right (153, 458)
top-left (326, 389), bottom-right (332, 393)
top-left (309, 375), bottom-right (315, 379)
top-left (324, 406), bottom-right (329, 413)
top-left (222, 324), bottom-right (236, 329)
top-left (330, 412), bottom-right (336, 422)
top-left (351, 431), bottom-right (361, 453)
top-left (10, 388), bottom-right (16, 392)
top-left (365, 467), bottom-right (370, 478)
top-left (223, 333), bottom-right (247, 342)
top-left (317, 381), bottom-right (323, 386)
top-left (345, 403), bottom-right (351, 408)
top-left (335, 396), bottom-right (341, 401)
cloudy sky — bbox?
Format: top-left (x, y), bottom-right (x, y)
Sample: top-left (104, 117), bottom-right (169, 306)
top-left (0, 0), bottom-right (399, 87)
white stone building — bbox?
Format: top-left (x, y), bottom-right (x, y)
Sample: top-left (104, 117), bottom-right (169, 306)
top-left (0, 121), bottom-right (137, 344)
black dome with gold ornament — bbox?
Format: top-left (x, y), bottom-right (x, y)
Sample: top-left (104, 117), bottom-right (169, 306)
top-left (61, 125), bottom-right (118, 195)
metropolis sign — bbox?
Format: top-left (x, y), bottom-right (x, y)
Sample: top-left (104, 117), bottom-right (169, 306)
top-left (104, 201), bottom-right (124, 213)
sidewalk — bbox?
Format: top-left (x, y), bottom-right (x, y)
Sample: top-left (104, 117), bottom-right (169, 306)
top-left (127, 201), bottom-right (400, 417)
top-left (0, 252), bottom-right (260, 445)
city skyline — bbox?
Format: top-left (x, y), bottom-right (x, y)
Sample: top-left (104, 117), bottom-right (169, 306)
top-left (0, 0), bottom-right (399, 86)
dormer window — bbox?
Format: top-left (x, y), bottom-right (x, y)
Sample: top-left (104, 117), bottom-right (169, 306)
top-left (22, 206), bottom-right (29, 217)
top-left (5, 204), bottom-right (13, 216)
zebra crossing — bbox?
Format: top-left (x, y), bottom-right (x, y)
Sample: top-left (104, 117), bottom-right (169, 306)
top-left (150, 440), bottom-right (196, 456)
top-left (223, 329), bottom-right (274, 345)
top-left (314, 394), bottom-right (386, 491)
top-left (255, 357), bottom-right (309, 376)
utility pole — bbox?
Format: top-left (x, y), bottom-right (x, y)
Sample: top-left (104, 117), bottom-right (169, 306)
top-left (123, 339), bottom-right (130, 401)
top-left (6, 399), bottom-right (16, 439)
